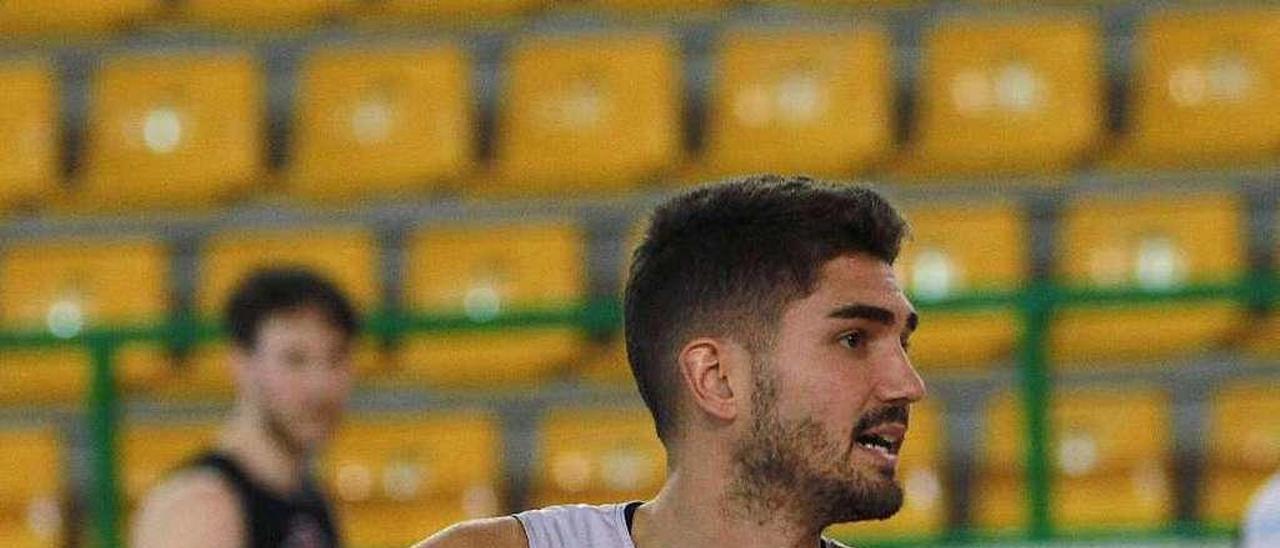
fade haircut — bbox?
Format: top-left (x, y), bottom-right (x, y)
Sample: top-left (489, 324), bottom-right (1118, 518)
top-left (225, 266), bottom-right (360, 351)
top-left (624, 175), bottom-right (908, 445)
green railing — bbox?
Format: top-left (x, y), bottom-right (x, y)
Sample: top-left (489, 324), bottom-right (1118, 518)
top-left (1, 275), bottom-right (1276, 547)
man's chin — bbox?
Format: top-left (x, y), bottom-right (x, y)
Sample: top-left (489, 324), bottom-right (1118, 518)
top-left (829, 479), bottom-right (904, 523)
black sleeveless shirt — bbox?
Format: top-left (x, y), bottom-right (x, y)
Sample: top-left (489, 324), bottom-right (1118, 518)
top-left (188, 451), bottom-right (341, 548)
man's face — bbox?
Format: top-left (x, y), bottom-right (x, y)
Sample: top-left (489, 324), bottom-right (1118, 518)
top-left (240, 306), bottom-right (353, 456)
top-left (731, 253), bottom-right (926, 527)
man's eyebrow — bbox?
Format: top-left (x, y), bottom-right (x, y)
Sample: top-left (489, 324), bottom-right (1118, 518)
top-left (828, 303), bottom-right (919, 332)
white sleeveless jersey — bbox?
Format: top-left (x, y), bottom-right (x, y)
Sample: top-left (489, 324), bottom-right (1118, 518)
top-left (513, 503), bottom-right (854, 548)
top-left (515, 503), bottom-right (636, 548)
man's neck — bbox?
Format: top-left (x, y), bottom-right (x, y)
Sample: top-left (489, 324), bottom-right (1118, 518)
top-left (217, 407), bottom-right (306, 496)
top-left (630, 465), bottom-right (825, 548)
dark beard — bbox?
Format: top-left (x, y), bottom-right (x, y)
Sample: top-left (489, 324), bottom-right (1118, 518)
top-left (728, 359), bottom-right (904, 529)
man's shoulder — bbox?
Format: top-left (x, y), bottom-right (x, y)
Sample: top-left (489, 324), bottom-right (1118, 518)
top-left (413, 516), bottom-right (527, 548)
top-left (131, 468), bottom-right (243, 548)
top-left (141, 467), bottom-right (239, 516)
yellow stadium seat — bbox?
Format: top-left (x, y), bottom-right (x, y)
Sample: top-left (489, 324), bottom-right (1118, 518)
top-left (0, 0), bottom-right (155, 36)
top-left (578, 337), bottom-right (632, 386)
top-left (321, 413), bottom-right (503, 545)
top-left (0, 426), bottom-right (64, 548)
top-left (533, 408), bottom-right (664, 507)
top-left (154, 228), bottom-right (381, 399)
top-left (0, 61), bottom-right (58, 210)
top-left (196, 228), bottom-right (379, 314)
top-left (896, 16), bottom-right (1102, 177)
top-left (359, 0), bottom-right (546, 25)
top-left (975, 389), bottom-right (1172, 531)
top-left (1203, 383), bottom-right (1280, 527)
top-left (75, 52), bottom-right (263, 211)
top-left (827, 401), bottom-right (946, 539)
top-left (1109, 8), bottom-right (1280, 169)
top-left (895, 202), bottom-right (1025, 370)
top-left (120, 422), bottom-right (220, 505)
top-left (0, 238), bottom-right (171, 403)
top-left (491, 33), bottom-right (680, 195)
top-left (289, 45), bottom-right (473, 202)
top-left (396, 223), bottom-right (587, 388)
top-left (580, 0), bottom-right (726, 12)
top-left (179, 0), bottom-right (353, 29)
top-left (0, 346), bottom-right (167, 405)
top-left (699, 28), bottom-right (892, 178)
top-left (1051, 193), bottom-right (1245, 365)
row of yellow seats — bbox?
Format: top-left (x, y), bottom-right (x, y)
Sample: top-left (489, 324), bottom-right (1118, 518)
top-left (0, 0), bottom-right (734, 36)
top-left (0, 221), bottom-right (586, 405)
top-left (6, 9), bottom-right (1280, 212)
top-left (976, 383), bottom-right (1280, 533)
top-left (6, 382), bottom-right (1272, 547)
top-left (2, 0), bottom-right (1079, 37)
top-left (0, 191), bottom-right (1275, 405)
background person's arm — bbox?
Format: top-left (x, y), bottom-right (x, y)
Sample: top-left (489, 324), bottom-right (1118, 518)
top-left (130, 469), bottom-right (244, 548)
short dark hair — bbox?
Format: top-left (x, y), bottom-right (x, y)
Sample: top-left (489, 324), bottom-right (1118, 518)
top-left (225, 266), bottom-right (360, 350)
top-left (624, 175), bottom-right (908, 445)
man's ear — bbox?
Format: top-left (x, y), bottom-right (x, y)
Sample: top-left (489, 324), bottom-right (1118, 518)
top-left (676, 337), bottom-right (744, 422)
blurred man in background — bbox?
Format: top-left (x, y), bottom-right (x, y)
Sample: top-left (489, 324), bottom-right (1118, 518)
top-left (131, 267), bottom-right (359, 548)
top-left (1244, 471), bottom-right (1280, 547)
top-left (419, 175), bottom-right (927, 548)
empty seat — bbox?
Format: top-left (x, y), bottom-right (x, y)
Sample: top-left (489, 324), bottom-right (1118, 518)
top-left (578, 337), bottom-right (632, 386)
top-left (0, 238), bottom-right (170, 404)
top-left (289, 45), bottom-right (473, 202)
top-left (196, 228), bottom-right (380, 314)
top-left (121, 422), bottom-right (220, 506)
top-left (0, 346), bottom-right (166, 406)
top-left (321, 412), bottom-right (503, 544)
top-left (975, 389), bottom-right (1172, 530)
top-left (580, 0), bottom-right (727, 13)
top-left (76, 51), bottom-right (263, 211)
top-left (533, 408), bottom-right (664, 507)
top-left (1203, 383), bottom-right (1280, 527)
top-left (826, 401), bottom-right (946, 539)
top-left (396, 222), bottom-right (587, 387)
top-left (491, 33), bottom-right (680, 194)
top-left (1110, 8), bottom-right (1280, 169)
top-left (0, 426), bottom-right (64, 548)
top-left (700, 28), bottom-right (892, 178)
top-left (360, 0), bottom-right (546, 24)
top-left (0, 0), bottom-right (156, 36)
top-left (179, 0), bottom-right (352, 29)
top-left (895, 202), bottom-right (1026, 370)
top-left (0, 60), bottom-right (58, 210)
top-left (897, 16), bottom-right (1102, 177)
top-left (157, 228), bottom-right (381, 399)
top-left (1050, 193), bottom-right (1245, 365)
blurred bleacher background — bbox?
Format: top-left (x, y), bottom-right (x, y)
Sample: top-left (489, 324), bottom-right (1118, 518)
top-left (0, 0), bottom-right (1278, 546)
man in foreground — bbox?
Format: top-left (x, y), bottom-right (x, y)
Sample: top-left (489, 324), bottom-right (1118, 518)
top-left (132, 267), bottom-right (359, 548)
top-left (419, 175), bottom-right (927, 548)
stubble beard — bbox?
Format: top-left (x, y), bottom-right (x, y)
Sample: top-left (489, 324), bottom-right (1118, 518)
top-left (727, 358), bottom-right (904, 531)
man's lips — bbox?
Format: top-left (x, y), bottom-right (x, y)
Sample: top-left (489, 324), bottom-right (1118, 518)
top-left (854, 422), bottom-right (907, 470)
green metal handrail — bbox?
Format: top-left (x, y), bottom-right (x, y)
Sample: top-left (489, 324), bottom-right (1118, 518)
top-left (0, 275), bottom-right (1276, 547)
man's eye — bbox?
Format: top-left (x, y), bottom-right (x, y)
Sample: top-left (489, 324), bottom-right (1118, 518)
top-left (839, 331), bottom-right (866, 349)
